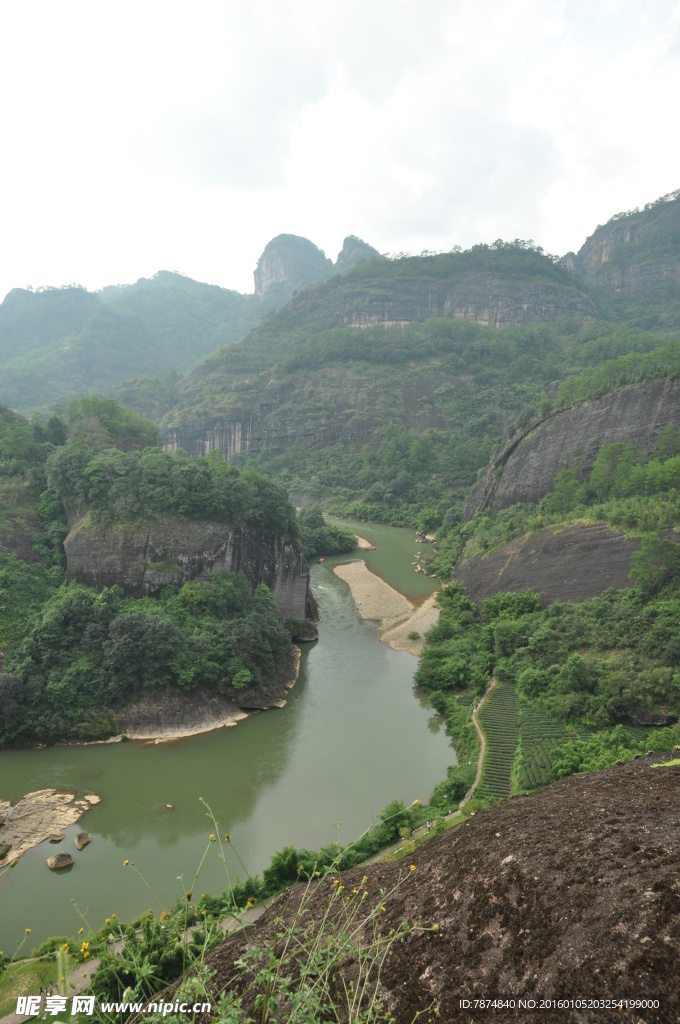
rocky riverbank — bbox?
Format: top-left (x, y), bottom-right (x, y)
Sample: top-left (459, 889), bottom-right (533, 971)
top-left (113, 646), bottom-right (302, 743)
top-left (332, 560), bottom-right (439, 656)
top-left (0, 789), bottom-right (99, 865)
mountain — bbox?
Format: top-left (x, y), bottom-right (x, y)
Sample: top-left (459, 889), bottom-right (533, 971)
top-left (0, 234), bottom-right (379, 413)
top-left (562, 188), bottom-right (680, 328)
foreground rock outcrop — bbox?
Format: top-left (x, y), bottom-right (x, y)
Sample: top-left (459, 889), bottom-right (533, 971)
top-left (64, 516), bottom-right (318, 635)
top-left (169, 755), bottom-right (680, 1023)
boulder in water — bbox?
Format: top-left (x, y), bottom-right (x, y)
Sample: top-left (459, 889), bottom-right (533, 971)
top-left (47, 852), bottom-right (74, 870)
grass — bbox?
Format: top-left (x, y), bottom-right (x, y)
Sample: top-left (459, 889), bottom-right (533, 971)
top-left (0, 954), bottom-right (77, 1019)
top-left (477, 685), bottom-right (519, 801)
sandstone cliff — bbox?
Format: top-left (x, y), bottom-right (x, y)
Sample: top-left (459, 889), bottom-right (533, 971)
top-left (64, 516), bottom-right (318, 636)
top-left (464, 377), bottom-right (680, 520)
top-left (562, 189), bottom-right (680, 327)
top-left (455, 523), bottom-right (641, 605)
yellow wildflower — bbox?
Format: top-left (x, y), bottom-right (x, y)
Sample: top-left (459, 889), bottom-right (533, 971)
top-left (380, 906), bottom-right (386, 913)
top-left (209, 834), bottom-right (216, 842)
top-left (338, 885), bottom-right (344, 892)
top-left (78, 927), bottom-right (83, 934)
top-left (186, 890), bottom-right (192, 901)
top-left (25, 927), bottom-right (31, 934)
top-left (123, 859), bottom-right (129, 866)
top-left (160, 911), bottom-right (170, 921)
top-left (410, 864), bottom-right (416, 872)
top-left (225, 833), bottom-right (231, 842)
top-left (62, 943), bottom-right (69, 951)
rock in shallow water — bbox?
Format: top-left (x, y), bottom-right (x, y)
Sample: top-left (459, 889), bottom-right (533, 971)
top-left (47, 852), bottom-right (74, 870)
top-left (74, 831), bottom-right (91, 851)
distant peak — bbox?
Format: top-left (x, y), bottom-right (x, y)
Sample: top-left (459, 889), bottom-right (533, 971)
top-left (253, 235), bottom-right (333, 297)
top-left (334, 235), bottom-right (380, 273)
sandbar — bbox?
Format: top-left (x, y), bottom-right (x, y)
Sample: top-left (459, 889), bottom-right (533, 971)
top-left (333, 560), bottom-right (439, 656)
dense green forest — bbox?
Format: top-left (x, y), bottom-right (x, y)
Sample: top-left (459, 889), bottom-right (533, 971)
top-left (296, 505), bottom-right (356, 558)
top-left (218, 320), bottom-right (676, 526)
top-left (416, 582), bottom-right (680, 797)
top-left (0, 273), bottom-right (282, 413)
top-left (0, 398), bottom-right (302, 747)
top-left (0, 573), bottom-right (292, 747)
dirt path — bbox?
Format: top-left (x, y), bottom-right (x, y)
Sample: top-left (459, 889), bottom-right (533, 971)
top-left (457, 677), bottom-right (497, 811)
top-left (363, 678), bottom-right (497, 866)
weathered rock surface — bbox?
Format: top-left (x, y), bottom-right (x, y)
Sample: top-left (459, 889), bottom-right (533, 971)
top-left (455, 523), bottom-right (642, 604)
top-left (0, 789), bottom-right (95, 863)
top-left (174, 755), bottom-right (680, 1024)
top-left (74, 831), bottom-right (91, 851)
top-left (465, 377), bottom-right (680, 519)
top-left (46, 852), bottom-right (74, 870)
top-left (64, 516), bottom-right (318, 634)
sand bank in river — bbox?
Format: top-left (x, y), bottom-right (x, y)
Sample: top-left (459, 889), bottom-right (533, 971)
top-left (332, 560), bottom-right (439, 656)
top-left (354, 534), bottom-right (374, 550)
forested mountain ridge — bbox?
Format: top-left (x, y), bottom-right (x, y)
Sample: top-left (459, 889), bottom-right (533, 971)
top-left (562, 188), bottom-right (680, 328)
top-left (0, 234), bottom-right (378, 413)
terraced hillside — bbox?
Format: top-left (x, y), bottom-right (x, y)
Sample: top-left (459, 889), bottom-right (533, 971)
top-left (477, 684), bottom-right (519, 801)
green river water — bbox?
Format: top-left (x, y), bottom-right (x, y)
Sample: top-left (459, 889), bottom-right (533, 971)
top-left (0, 522), bottom-right (453, 951)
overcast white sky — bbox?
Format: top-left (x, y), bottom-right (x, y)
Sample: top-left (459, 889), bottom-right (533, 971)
top-left (1, 0), bottom-right (679, 301)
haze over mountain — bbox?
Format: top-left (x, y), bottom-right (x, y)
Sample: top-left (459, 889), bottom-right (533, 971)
top-left (0, 234), bottom-right (379, 412)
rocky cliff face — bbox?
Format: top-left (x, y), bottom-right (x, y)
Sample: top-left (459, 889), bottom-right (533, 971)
top-left (64, 516), bottom-right (318, 635)
top-left (455, 523), bottom-right (641, 605)
top-left (334, 235), bottom-right (381, 273)
top-left (253, 234), bottom-right (334, 297)
top-left (561, 189), bottom-right (680, 321)
top-left (464, 377), bottom-right (680, 519)
top-left (163, 367), bottom-right (456, 459)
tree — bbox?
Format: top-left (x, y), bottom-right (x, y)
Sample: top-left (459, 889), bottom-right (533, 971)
top-left (629, 534), bottom-right (680, 595)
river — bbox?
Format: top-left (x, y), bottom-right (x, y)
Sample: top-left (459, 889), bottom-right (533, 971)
top-left (0, 522), bottom-right (453, 951)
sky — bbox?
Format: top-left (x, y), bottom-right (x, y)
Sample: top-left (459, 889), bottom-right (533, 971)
top-left (1, 0), bottom-right (679, 301)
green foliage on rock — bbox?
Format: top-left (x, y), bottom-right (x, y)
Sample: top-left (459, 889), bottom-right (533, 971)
top-left (296, 506), bottom-right (356, 558)
top-left (0, 573), bottom-right (292, 747)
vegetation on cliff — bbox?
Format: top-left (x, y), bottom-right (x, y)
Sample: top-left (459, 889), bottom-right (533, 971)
top-left (0, 397), bottom-right (305, 746)
top-left (0, 573), bottom-right (293, 746)
top-left (296, 505), bottom-right (356, 558)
